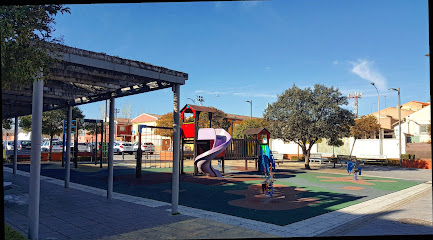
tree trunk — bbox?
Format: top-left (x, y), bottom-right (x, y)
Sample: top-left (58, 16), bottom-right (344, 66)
top-left (48, 135), bottom-right (53, 162)
top-left (302, 146), bottom-right (310, 169)
top-left (349, 139), bottom-right (356, 157)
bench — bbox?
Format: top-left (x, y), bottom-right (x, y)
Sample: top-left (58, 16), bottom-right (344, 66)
top-left (358, 154), bottom-right (387, 165)
top-left (309, 153), bottom-right (331, 164)
top-left (272, 151), bottom-right (291, 166)
top-left (336, 155), bottom-right (360, 167)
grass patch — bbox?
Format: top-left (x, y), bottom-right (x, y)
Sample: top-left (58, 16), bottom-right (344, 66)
top-left (5, 224), bottom-right (26, 240)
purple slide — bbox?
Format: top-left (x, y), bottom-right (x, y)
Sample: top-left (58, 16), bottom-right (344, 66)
top-left (195, 128), bottom-right (232, 177)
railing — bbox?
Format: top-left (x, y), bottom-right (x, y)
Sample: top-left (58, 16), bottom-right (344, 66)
top-left (224, 139), bottom-right (259, 160)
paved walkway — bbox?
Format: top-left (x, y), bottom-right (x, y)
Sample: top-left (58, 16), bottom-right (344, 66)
top-left (342, 190), bottom-right (433, 236)
top-left (4, 165), bottom-right (433, 239)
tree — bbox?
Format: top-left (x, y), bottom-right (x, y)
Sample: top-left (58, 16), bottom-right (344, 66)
top-left (349, 115), bottom-right (380, 156)
top-left (2, 118), bottom-right (12, 130)
top-left (1, 5), bottom-right (70, 90)
top-left (197, 107), bottom-right (231, 131)
top-left (233, 118), bottom-right (270, 139)
top-left (19, 106), bottom-right (84, 161)
top-left (264, 84), bottom-right (354, 169)
top-left (327, 137), bottom-right (344, 158)
top-left (154, 112), bottom-right (174, 138)
top-left (120, 103), bottom-right (133, 119)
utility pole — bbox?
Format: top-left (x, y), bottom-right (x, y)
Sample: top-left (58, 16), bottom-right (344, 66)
top-left (348, 92), bottom-right (362, 118)
top-left (196, 96), bottom-right (204, 106)
top-left (245, 100), bottom-right (252, 120)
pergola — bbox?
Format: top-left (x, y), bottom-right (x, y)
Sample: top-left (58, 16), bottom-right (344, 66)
top-left (2, 43), bottom-right (186, 239)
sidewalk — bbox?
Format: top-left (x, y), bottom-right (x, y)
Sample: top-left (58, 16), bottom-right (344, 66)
top-left (4, 165), bottom-right (433, 239)
top-left (342, 190), bottom-right (433, 236)
top-left (4, 168), bottom-right (277, 239)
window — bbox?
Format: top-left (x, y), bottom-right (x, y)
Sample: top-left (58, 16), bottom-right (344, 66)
top-left (420, 125), bottom-right (429, 134)
top-left (120, 126), bottom-right (125, 131)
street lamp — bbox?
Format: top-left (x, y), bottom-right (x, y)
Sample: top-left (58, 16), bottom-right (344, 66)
top-left (187, 98), bottom-right (195, 105)
top-left (245, 100), bottom-right (252, 120)
top-left (389, 88), bottom-right (401, 167)
top-left (371, 82), bottom-right (383, 155)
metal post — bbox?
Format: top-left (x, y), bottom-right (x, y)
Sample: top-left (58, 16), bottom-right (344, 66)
top-left (172, 83), bottom-right (180, 214)
top-left (371, 83), bottom-right (382, 155)
top-left (193, 116), bottom-right (198, 175)
top-left (100, 123), bottom-right (103, 168)
top-left (390, 87), bottom-right (402, 167)
top-left (180, 138), bottom-right (184, 174)
top-left (74, 119), bottom-right (78, 168)
top-left (136, 129), bottom-right (142, 178)
top-left (94, 122), bottom-right (98, 164)
top-left (250, 100), bottom-right (252, 120)
top-left (62, 121), bottom-right (65, 167)
top-left (245, 100), bottom-right (252, 120)
top-left (28, 78), bottom-right (43, 240)
top-left (65, 106), bottom-right (72, 188)
top-left (107, 97), bottom-right (115, 200)
top-left (13, 116), bottom-right (18, 174)
top-left (398, 88), bottom-right (402, 167)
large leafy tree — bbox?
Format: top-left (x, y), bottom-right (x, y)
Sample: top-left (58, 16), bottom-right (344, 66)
top-left (233, 118), bottom-right (270, 139)
top-left (1, 5), bottom-right (70, 90)
top-left (264, 84), bottom-right (354, 169)
top-left (197, 107), bottom-right (231, 131)
top-left (349, 115), bottom-right (380, 156)
top-left (154, 112), bottom-right (174, 138)
top-left (19, 107), bottom-right (84, 161)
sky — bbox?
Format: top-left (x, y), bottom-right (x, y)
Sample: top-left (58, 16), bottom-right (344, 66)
top-left (51, 0), bottom-right (430, 120)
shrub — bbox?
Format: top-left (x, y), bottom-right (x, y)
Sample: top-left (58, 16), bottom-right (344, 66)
top-left (402, 154), bottom-right (416, 160)
top-left (291, 156), bottom-right (299, 161)
top-left (386, 159), bottom-right (400, 166)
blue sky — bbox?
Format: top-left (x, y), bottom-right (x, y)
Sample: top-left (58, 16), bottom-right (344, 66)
top-left (52, 0), bottom-right (430, 120)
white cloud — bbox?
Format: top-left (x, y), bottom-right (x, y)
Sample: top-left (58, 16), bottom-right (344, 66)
top-left (332, 60), bottom-right (339, 65)
top-left (350, 59), bottom-right (387, 91)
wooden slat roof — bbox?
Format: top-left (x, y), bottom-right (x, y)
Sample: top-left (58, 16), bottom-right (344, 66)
top-left (2, 43), bottom-right (188, 119)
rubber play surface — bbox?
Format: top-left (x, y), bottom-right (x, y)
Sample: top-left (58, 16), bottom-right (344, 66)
top-left (12, 163), bottom-right (421, 226)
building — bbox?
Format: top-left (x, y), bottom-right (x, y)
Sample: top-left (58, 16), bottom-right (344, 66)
top-left (369, 107), bottom-right (415, 138)
top-left (399, 104), bottom-right (431, 143)
top-left (115, 118), bottom-right (133, 142)
top-left (369, 100), bottom-right (430, 143)
top-left (131, 113), bottom-right (173, 151)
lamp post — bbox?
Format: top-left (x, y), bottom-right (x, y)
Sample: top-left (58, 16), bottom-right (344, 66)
top-left (371, 82), bottom-right (383, 155)
top-left (187, 98), bottom-right (195, 105)
top-left (389, 88), bottom-right (401, 167)
top-left (245, 100), bottom-right (252, 120)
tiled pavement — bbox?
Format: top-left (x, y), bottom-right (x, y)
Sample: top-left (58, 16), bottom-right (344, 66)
top-left (4, 165), bottom-right (433, 239)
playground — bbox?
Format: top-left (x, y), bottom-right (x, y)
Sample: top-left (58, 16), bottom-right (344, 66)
top-left (10, 161), bottom-right (421, 226)
top-left (6, 106), bottom-right (424, 226)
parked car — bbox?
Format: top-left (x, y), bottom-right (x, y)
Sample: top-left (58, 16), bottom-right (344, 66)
top-left (73, 142), bottom-right (89, 152)
top-left (3, 141), bottom-right (14, 150)
top-left (41, 141), bottom-right (63, 152)
top-left (133, 142), bottom-right (155, 154)
top-left (113, 142), bottom-right (134, 155)
top-left (87, 142), bottom-right (102, 152)
top-left (17, 140), bottom-right (31, 150)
